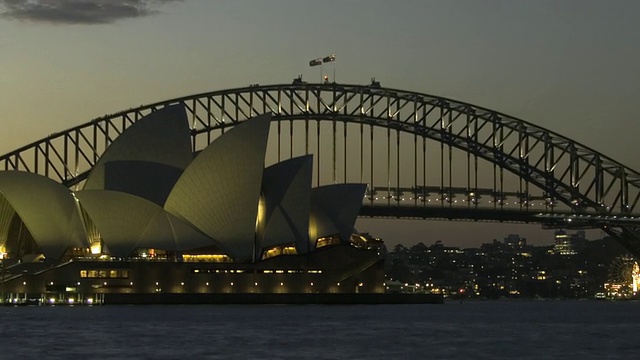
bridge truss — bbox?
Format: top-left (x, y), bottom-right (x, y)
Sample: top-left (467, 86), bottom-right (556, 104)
top-left (2, 82), bottom-right (640, 254)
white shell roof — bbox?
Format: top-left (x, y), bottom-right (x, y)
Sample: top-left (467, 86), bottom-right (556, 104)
top-left (259, 155), bottom-right (312, 256)
top-left (102, 160), bottom-right (185, 206)
top-left (75, 190), bottom-right (216, 257)
top-left (309, 184), bottom-right (367, 250)
top-left (165, 113), bottom-right (272, 260)
top-left (0, 195), bottom-right (14, 248)
top-left (0, 171), bottom-right (87, 259)
top-left (84, 104), bottom-right (192, 204)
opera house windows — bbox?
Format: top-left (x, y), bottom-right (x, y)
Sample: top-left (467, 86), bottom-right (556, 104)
top-left (182, 254), bottom-right (233, 263)
top-left (261, 245), bottom-right (297, 260)
top-left (130, 248), bottom-right (171, 260)
top-left (79, 269), bottom-right (130, 279)
top-left (316, 235), bottom-right (341, 249)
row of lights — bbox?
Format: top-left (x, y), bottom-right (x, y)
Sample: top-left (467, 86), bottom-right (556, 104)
top-left (372, 197), bottom-right (563, 206)
top-left (41, 280), bottom-right (355, 286)
top-left (37, 281), bottom-right (359, 289)
top-left (47, 298), bottom-right (94, 305)
top-left (145, 281), bottom-right (355, 287)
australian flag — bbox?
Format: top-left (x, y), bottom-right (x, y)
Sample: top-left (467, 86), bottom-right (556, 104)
top-left (309, 58), bottom-right (322, 67)
top-left (322, 54), bottom-right (336, 63)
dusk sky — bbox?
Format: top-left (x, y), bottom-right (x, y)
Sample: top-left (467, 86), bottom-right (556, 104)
top-left (1, 0), bottom-right (639, 247)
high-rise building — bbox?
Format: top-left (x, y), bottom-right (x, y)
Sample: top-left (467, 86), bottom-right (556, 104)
top-left (553, 230), bottom-right (586, 255)
top-left (504, 234), bottom-right (526, 250)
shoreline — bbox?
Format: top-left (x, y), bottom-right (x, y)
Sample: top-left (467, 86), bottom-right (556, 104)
top-left (102, 292), bottom-right (444, 305)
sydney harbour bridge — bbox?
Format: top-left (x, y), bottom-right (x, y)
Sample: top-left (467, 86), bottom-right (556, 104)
top-left (3, 80), bottom-right (640, 256)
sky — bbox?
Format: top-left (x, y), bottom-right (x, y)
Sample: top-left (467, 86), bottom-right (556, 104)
top-left (1, 0), bottom-right (639, 248)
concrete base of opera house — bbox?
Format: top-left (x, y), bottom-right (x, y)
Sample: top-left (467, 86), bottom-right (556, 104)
top-left (102, 292), bottom-right (444, 305)
top-left (1, 292), bottom-right (443, 305)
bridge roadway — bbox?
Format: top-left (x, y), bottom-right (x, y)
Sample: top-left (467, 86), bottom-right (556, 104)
top-left (360, 205), bottom-right (640, 228)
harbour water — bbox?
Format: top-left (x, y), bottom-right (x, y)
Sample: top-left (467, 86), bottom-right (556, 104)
top-left (1, 300), bottom-right (639, 359)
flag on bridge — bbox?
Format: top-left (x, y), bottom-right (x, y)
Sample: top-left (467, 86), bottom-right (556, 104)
top-left (322, 54), bottom-right (336, 63)
top-left (309, 58), bottom-right (322, 67)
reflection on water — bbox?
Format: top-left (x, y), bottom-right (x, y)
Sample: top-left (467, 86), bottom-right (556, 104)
top-left (1, 301), bottom-right (639, 359)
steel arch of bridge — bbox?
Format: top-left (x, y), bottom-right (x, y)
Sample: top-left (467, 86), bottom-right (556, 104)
top-left (2, 82), bottom-right (640, 250)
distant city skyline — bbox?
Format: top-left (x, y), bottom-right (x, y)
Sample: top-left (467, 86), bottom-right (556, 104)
top-left (1, 0), bottom-right (638, 248)
top-left (355, 218), bottom-right (603, 249)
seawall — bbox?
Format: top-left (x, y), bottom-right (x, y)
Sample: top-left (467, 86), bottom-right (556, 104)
top-left (103, 293), bottom-right (444, 305)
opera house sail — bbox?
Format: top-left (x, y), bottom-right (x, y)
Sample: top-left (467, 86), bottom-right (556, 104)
top-left (0, 105), bottom-right (386, 304)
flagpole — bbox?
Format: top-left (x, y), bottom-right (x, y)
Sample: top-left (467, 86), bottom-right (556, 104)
top-left (333, 63), bottom-right (335, 83)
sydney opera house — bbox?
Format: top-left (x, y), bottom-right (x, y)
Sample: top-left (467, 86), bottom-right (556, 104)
top-left (0, 105), bottom-right (385, 304)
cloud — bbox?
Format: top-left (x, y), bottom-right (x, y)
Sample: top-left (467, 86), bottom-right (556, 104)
top-left (1, 0), bottom-right (182, 24)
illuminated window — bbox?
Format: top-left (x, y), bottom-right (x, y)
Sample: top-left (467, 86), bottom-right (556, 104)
top-left (261, 245), bottom-right (297, 260)
top-left (90, 241), bottom-right (102, 255)
top-left (316, 235), bottom-right (341, 249)
top-left (182, 254), bottom-right (232, 263)
top-left (80, 269), bottom-right (130, 279)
